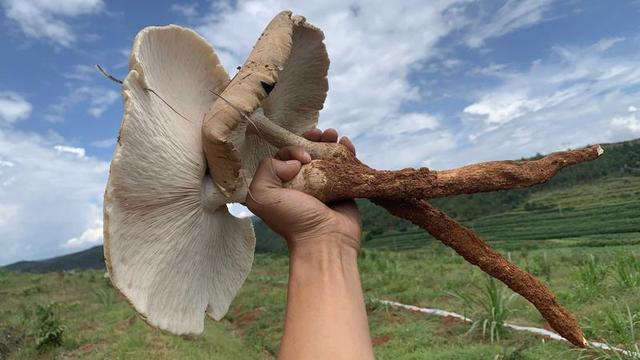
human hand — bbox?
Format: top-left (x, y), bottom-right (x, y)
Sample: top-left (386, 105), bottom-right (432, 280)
top-left (246, 128), bottom-right (362, 254)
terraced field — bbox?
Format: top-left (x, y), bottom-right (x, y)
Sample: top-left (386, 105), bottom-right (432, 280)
top-left (365, 177), bottom-right (640, 251)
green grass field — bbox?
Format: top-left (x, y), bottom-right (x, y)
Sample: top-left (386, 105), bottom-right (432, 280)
top-left (2, 241), bottom-right (640, 359)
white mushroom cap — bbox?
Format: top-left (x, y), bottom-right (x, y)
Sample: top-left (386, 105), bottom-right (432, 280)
top-left (104, 25), bottom-right (255, 334)
top-left (202, 11), bottom-right (329, 196)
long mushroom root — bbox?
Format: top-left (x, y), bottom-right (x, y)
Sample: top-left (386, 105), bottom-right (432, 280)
top-left (376, 198), bottom-right (589, 348)
top-left (284, 145), bottom-right (603, 203)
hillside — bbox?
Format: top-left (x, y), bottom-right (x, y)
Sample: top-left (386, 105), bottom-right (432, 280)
top-left (3, 246), bottom-right (105, 273)
top-left (4, 138), bottom-right (639, 270)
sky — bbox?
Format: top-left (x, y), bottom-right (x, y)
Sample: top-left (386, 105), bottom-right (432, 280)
top-left (1, 0), bottom-right (639, 265)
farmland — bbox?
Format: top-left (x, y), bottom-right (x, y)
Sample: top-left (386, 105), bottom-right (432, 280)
top-left (366, 177), bottom-right (640, 251)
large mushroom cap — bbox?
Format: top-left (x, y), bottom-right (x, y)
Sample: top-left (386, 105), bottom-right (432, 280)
top-left (202, 11), bottom-right (329, 195)
top-left (104, 25), bottom-right (255, 335)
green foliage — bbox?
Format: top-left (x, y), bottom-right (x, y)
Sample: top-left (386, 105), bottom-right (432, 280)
top-left (578, 255), bottom-right (608, 288)
top-left (34, 303), bottom-right (66, 353)
top-left (452, 277), bottom-right (517, 342)
top-left (587, 305), bottom-right (640, 360)
top-left (614, 254), bottom-right (640, 288)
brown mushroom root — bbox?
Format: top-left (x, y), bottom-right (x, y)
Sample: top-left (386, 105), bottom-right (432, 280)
top-left (284, 146), bottom-right (602, 203)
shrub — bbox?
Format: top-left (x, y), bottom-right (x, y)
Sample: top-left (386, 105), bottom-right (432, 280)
top-left (34, 303), bottom-right (66, 353)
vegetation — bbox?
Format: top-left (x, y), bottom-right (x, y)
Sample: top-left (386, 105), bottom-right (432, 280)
top-left (452, 277), bottom-right (517, 342)
top-left (1, 244), bottom-right (640, 358)
top-left (34, 303), bottom-right (66, 353)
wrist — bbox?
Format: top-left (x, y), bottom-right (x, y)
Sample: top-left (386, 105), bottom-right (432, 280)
top-left (288, 232), bottom-right (360, 257)
top-left (288, 234), bottom-right (359, 265)
top-left (288, 237), bottom-right (360, 288)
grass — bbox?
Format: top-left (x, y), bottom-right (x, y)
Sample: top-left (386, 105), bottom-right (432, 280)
top-left (452, 277), bottom-right (517, 342)
top-left (233, 244), bottom-right (640, 359)
top-left (0, 271), bottom-right (266, 359)
top-left (614, 254), bottom-right (640, 289)
top-left (2, 243), bottom-right (640, 359)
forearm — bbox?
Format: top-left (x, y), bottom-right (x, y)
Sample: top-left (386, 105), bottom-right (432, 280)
top-left (278, 239), bottom-right (374, 360)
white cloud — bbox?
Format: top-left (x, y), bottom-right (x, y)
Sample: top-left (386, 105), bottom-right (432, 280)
top-left (464, 93), bottom-right (545, 125)
top-left (0, 91), bottom-right (32, 126)
top-left (1, 0), bottom-right (104, 46)
top-left (0, 159), bottom-right (15, 168)
top-left (62, 204), bottom-right (103, 248)
top-left (464, 0), bottom-right (556, 48)
top-left (611, 112), bottom-right (640, 134)
top-left (46, 85), bottom-right (118, 122)
top-left (446, 38), bottom-right (640, 169)
top-left (171, 3), bottom-right (197, 17)
top-left (0, 128), bottom-right (108, 265)
top-left (54, 144), bottom-right (86, 158)
top-left (64, 64), bottom-right (99, 82)
top-left (0, 204), bottom-right (20, 227)
top-left (381, 113), bottom-right (440, 135)
top-left (90, 138), bottom-right (116, 148)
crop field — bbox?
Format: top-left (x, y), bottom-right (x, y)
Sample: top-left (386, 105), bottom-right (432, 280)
top-left (366, 177), bottom-right (640, 252)
top-left (2, 241), bottom-right (640, 359)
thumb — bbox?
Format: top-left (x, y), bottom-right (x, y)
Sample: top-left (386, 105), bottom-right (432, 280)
top-left (251, 158), bottom-right (302, 191)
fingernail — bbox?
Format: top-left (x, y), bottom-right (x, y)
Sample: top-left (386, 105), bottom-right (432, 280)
top-left (302, 152), bottom-right (311, 163)
top-left (285, 160), bottom-right (300, 165)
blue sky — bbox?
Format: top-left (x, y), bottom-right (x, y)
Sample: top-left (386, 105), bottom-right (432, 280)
top-left (1, 0), bottom-right (639, 265)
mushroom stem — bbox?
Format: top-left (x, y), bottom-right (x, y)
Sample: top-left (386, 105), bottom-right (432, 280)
top-left (374, 198), bottom-right (588, 348)
top-left (250, 110), bottom-right (354, 161)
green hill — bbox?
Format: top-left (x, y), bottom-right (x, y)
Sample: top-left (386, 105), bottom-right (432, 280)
top-left (3, 246), bottom-right (105, 273)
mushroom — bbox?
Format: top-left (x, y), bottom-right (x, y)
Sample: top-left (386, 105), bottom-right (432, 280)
top-left (103, 25), bottom-right (255, 334)
top-left (106, 11), bottom-right (601, 347)
top-left (200, 12), bottom-right (598, 347)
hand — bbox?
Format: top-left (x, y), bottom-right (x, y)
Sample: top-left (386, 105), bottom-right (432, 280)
top-left (246, 128), bottom-right (362, 253)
